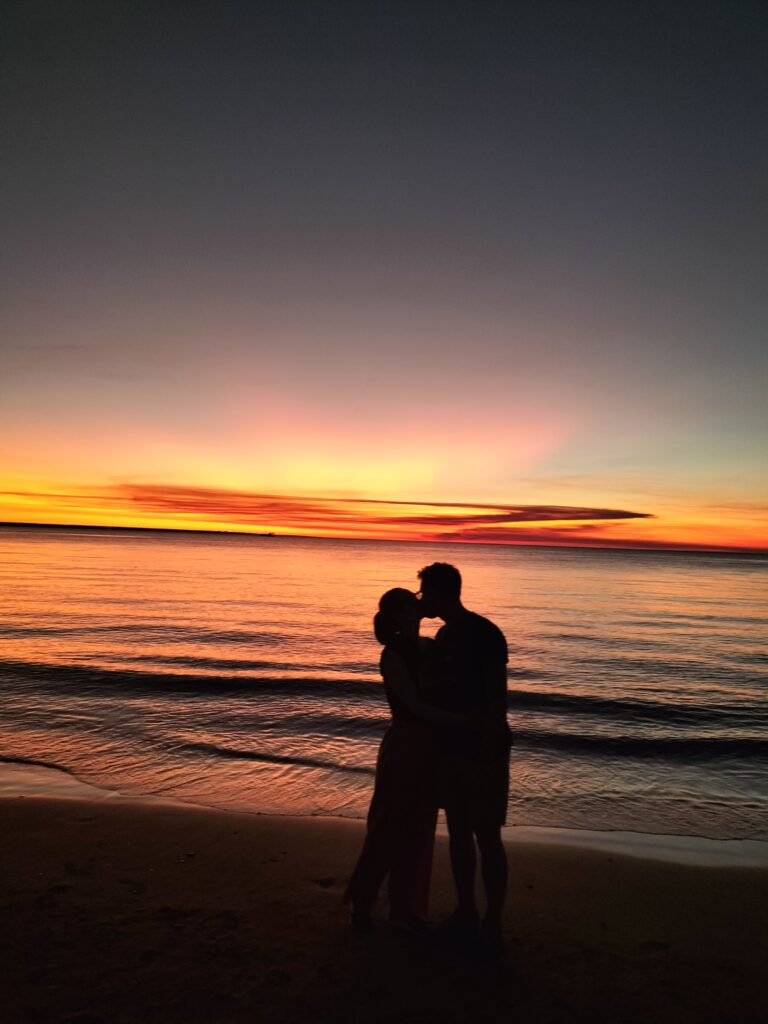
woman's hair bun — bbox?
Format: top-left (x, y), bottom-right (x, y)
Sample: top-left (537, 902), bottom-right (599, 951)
top-left (373, 587), bottom-right (417, 645)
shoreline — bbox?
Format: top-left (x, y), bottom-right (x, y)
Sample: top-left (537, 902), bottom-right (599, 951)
top-left (3, 760), bottom-right (767, 869)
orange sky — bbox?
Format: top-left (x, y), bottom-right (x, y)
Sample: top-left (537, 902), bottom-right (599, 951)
top-left (2, 479), bottom-right (766, 552)
top-left (1, 363), bottom-right (766, 551)
top-left (2, 363), bottom-right (766, 553)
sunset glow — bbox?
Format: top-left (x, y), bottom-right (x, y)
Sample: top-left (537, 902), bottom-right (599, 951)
top-left (1, 3), bottom-right (766, 554)
top-left (1, 478), bottom-right (766, 552)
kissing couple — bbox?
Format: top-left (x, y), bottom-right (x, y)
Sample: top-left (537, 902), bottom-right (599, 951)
top-left (344, 562), bottom-right (512, 950)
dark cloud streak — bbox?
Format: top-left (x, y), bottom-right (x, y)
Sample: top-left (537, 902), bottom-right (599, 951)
top-left (113, 483), bottom-right (652, 530)
top-left (1, 482), bottom-right (652, 532)
top-left (5, 482), bottom-right (766, 551)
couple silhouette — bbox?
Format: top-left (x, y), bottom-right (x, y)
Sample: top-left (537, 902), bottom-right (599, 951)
top-left (344, 562), bottom-right (512, 950)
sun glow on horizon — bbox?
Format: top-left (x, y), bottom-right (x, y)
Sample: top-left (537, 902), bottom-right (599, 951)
top-left (1, 478), bottom-right (766, 553)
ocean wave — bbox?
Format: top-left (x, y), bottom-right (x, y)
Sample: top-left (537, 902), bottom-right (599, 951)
top-left (0, 623), bottom-right (287, 645)
top-left (515, 729), bottom-right (768, 759)
top-left (0, 753), bottom-right (79, 774)
top-left (0, 658), bottom-right (381, 699)
top-left (117, 653), bottom-right (377, 675)
top-left (627, 611), bottom-right (768, 627)
top-left (508, 688), bottom-right (762, 726)
top-left (570, 652), bottom-right (765, 687)
top-left (180, 740), bottom-right (375, 775)
top-left (2, 659), bottom-right (764, 731)
top-left (188, 708), bottom-right (389, 735)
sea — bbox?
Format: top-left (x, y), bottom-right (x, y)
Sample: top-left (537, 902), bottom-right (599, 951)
top-left (1, 525), bottom-right (766, 841)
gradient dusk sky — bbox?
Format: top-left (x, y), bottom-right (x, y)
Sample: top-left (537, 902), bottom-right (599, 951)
top-left (1, 1), bottom-right (766, 549)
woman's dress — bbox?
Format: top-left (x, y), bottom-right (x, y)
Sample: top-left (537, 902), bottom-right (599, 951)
top-left (344, 636), bottom-right (438, 921)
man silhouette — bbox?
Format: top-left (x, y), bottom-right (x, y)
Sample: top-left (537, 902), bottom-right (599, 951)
top-left (417, 562), bottom-right (511, 948)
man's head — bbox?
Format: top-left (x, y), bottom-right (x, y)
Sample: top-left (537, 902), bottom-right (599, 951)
top-left (417, 562), bottom-right (462, 620)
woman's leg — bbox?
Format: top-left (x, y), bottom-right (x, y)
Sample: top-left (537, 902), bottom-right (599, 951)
top-left (344, 808), bottom-right (396, 912)
top-left (387, 790), bottom-right (438, 921)
top-left (344, 736), bottom-right (397, 912)
top-left (387, 735), bottom-right (439, 922)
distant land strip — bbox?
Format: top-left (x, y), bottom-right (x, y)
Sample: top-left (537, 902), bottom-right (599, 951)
top-left (1, 522), bottom-right (766, 557)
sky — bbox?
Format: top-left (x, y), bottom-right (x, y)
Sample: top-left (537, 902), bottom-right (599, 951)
top-left (1, 1), bottom-right (766, 550)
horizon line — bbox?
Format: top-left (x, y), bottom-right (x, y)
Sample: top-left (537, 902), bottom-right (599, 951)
top-left (2, 521), bottom-right (766, 557)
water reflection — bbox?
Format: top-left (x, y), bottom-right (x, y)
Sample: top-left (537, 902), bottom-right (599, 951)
top-left (0, 527), bottom-right (766, 838)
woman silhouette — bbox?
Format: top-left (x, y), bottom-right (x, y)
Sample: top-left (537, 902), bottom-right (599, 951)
top-left (344, 588), bottom-right (473, 930)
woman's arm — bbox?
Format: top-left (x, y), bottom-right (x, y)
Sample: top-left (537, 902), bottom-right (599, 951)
top-left (381, 649), bottom-right (480, 730)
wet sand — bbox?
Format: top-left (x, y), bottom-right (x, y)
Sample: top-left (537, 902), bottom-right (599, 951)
top-left (1, 794), bottom-right (766, 1024)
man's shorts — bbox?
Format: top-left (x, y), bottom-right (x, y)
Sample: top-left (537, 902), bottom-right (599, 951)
top-left (436, 748), bottom-right (510, 830)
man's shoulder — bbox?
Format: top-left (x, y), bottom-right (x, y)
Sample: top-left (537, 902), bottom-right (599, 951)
top-left (439, 610), bottom-right (502, 634)
top-left (464, 611), bottom-right (504, 637)
top-left (463, 612), bottom-right (508, 661)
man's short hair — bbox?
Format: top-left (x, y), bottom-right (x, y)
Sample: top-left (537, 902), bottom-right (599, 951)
top-left (418, 562), bottom-right (462, 599)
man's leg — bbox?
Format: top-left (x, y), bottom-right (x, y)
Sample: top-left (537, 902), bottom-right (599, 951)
top-left (475, 825), bottom-right (507, 931)
top-left (444, 802), bottom-right (477, 914)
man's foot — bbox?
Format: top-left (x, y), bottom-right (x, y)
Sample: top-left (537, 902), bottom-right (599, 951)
top-left (479, 916), bottom-right (507, 961)
top-left (434, 907), bottom-right (480, 949)
top-left (388, 915), bottom-right (432, 937)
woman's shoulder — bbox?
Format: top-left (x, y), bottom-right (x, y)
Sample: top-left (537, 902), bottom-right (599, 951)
top-left (380, 635), bottom-right (420, 670)
top-left (380, 644), bottom-right (401, 664)
top-left (380, 639), bottom-right (408, 662)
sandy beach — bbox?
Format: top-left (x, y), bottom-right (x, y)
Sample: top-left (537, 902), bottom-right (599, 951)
top-left (2, 788), bottom-right (766, 1024)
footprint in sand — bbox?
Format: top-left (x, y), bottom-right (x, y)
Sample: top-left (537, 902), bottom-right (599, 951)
top-left (264, 968), bottom-right (291, 986)
top-left (638, 940), bottom-right (671, 952)
top-left (64, 861), bottom-right (92, 877)
top-left (118, 878), bottom-right (146, 895)
top-left (156, 905), bottom-right (192, 923)
top-left (48, 883), bottom-right (74, 895)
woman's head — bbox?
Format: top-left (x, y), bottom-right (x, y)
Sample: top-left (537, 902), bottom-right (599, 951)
top-left (373, 588), bottom-right (421, 645)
